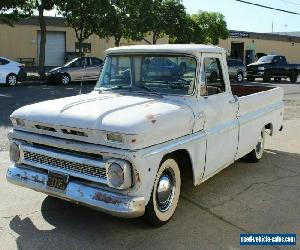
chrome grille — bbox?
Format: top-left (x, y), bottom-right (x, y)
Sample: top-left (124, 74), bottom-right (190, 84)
top-left (23, 151), bottom-right (106, 179)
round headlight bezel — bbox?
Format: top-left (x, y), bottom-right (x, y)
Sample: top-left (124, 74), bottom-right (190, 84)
top-left (107, 163), bottom-right (124, 188)
top-left (9, 142), bottom-right (20, 163)
top-left (106, 159), bottom-right (132, 190)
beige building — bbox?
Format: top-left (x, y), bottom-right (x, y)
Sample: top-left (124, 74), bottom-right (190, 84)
top-left (0, 16), bottom-right (168, 67)
top-left (219, 30), bottom-right (300, 65)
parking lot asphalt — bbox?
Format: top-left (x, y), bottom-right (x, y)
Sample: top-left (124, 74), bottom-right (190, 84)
top-left (0, 81), bottom-right (300, 249)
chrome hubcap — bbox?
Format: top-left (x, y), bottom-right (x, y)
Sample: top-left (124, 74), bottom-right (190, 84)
top-left (62, 76), bottom-right (69, 84)
top-left (256, 132), bottom-right (263, 154)
top-left (8, 75), bottom-right (17, 85)
top-left (237, 74), bottom-right (243, 82)
top-left (156, 170), bottom-right (175, 212)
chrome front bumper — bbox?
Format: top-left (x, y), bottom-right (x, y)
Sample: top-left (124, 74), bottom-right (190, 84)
top-left (7, 165), bottom-right (145, 218)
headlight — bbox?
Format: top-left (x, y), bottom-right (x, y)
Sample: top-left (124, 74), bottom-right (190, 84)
top-left (106, 160), bottom-right (132, 189)
top-left (11, 118), bottom-right (25, 127)
top-left (258, 67), bottom-right (265, 71)
top-left (107, 163), bottom-right (124, 188)
top-left (9, 142), bottom-right (20, 163)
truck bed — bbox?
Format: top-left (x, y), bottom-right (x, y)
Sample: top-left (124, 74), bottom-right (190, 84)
top-left (232, 83), bottom-right (284, 160)
top-left (231, 83), bottom-right (277, 97)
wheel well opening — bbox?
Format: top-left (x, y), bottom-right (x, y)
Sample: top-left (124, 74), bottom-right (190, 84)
top-left (164, 149), bottom-right (193, 186)
top-left (265, 123), bottom-right (273, 135)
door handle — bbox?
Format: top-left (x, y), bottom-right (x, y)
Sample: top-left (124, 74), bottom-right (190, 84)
top-left (195, 111), bottom-right (206, 120)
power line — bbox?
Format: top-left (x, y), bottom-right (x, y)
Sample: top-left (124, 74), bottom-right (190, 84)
top-left (235, 0), bottom-right (300, 15)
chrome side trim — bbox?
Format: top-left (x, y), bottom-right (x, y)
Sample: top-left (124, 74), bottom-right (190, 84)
top-left (6, 165), bottom-right (145, 218)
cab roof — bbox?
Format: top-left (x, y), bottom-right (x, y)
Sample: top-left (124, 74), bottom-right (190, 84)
top-left (106, 44), bottom-right (226, 56)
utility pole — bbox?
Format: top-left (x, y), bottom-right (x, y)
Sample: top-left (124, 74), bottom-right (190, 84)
top-left (272, 21), bottom-right (274, 32)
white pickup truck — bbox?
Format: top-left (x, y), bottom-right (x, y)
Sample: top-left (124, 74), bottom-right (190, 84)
top-left (7, 45), bottom-right (284, 226)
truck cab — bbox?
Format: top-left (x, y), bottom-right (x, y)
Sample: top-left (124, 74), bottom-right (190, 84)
top-left (7, 45), bottom-right (284, 226)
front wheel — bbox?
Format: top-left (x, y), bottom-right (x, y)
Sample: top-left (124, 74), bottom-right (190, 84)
top-left (144, 158), bottom-right (181, 226)
top-left (236, 72), bottom-right (244, 82)
top-left (245, 128), bottom-right (265, 163)
top-left (6, 73), bottom-right (18, 86)
top-left (247, 76), bottom-right (255, 82)
top-left (274, 77), bottom-right (281, 82)
top-left (263, 74), bottom-right (271, 83)
top-left (60, 73), bottom-right (71, 85)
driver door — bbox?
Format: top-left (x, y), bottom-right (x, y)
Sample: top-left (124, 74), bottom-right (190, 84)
top-left (199, 53), bottom-right (239, 179)
top-left (68, 58), bottom-right (84, 81)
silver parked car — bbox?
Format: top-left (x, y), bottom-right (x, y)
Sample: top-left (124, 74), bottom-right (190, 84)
top-left (46, 57), bottom-right (104, 85)
top-left (227, 59), bottom-right (247, 82)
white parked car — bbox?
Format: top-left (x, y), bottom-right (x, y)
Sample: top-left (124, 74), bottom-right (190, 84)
top-left (0, 57), bottom-right (26, 86)
top-left (6, 45), bottom-right (284, 226)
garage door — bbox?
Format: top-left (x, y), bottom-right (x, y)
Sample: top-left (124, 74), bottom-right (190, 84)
top-left (37, 32), bottom-right (65, 66)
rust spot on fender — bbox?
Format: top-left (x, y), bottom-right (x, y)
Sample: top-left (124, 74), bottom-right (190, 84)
top-left (146, 114), bottom-right (156, 124)
top-left (92, 193), bottom-right (121, 205)
top-left (134, 169), bottom-right (141, 184)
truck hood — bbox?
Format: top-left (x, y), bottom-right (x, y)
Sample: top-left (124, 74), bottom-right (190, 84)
top-left (11, 92), bottom-right (195, 150)
top-left (247, 62), bottom-right (269, 67)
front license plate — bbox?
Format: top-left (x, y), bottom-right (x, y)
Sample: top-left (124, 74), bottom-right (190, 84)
top-left (47, 171), bottom-right (69, 190)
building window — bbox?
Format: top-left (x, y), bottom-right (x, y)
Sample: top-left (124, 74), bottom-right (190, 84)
top-left (75, 42), bottom-right (91, 53)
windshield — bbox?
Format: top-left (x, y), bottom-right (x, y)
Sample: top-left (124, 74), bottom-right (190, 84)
top-left (95, 54), bottom-right (197, 95)
top-left (64, 58), bottom-right (81, 67)
top-left (257, 55), bottom-right (275, 63)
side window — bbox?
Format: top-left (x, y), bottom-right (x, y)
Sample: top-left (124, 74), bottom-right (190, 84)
top-left (72, 58), bottom-right (82, 67)
top-left (83, 58), bottom-right (90, 67)
top-left (277, 56), bottom-right (286, 66)
top-left (201, 57), bottom-right (226, 96)
top-left (0, 58), bottom-right (9, 65)
top-left (227, 60), bottom-right (233, 67)
top-left (237, 61), bottom-right (244, 67)
top-left (91, 58), bottom-right (103, 66)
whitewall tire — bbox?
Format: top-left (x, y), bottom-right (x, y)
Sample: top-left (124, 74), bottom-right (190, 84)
top-left (246, 128), bottom-right (265, 163)
top-left (144, 158), bottom-right (181, 226)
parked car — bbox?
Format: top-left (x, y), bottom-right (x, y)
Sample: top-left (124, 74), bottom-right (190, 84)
top-left (247, 55), bottom-right (300, 82)
top-left (7, 45), bottom-right (284, 226)
top-left (0, 57), bottom-right (26, 86)
top-left (46, 57), bottom-right (104, 85)
top-left (227, 59), bottom-right (247, 82)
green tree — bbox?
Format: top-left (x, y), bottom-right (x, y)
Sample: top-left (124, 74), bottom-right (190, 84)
top-left (95, 0), bottom-right (147, 47)
top-left (57, 0), bottom-right (110, 55)
top-left (143, 0), bottom-right (188, 44)
top-left (36, 0), bottom-right (56, 76)
top-left (0, 0), bottom-right (31, 26)
top-left (191, 11), bottom-right (228, 45)
top-left (169, 14), bottom-right (203, 44)
top-left (0, 0), bottom-right (53, 76)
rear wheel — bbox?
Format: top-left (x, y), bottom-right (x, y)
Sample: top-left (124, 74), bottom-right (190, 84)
top-left (290, 72), bottom-right (298, 83)
top-left (245, 128), bottom-right (265, 163)
top-left (144, 158), bottom-right (181, 226)
top-left (6, 73), bottom-right (18, 86)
